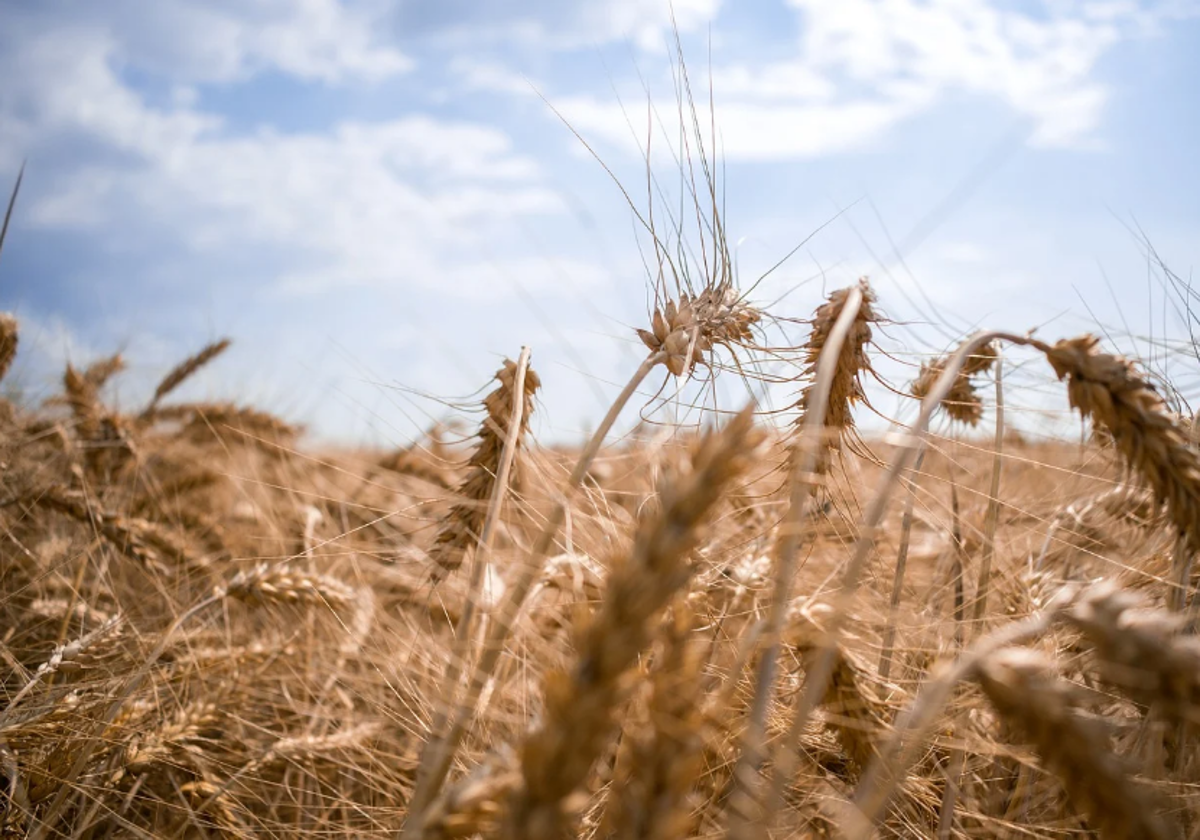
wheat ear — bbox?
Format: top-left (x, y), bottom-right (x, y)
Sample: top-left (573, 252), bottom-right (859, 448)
top-left (429, 353), bottom-right (539, 583)
top-left (1042, 335), bottom-right (1200, 607)
top-left (0, 313), bottom-right (17, 384)
top-left (499, 405), bottom-right (762, 840)
top-left (975, 648), bottom-right (1177, 840)
top-left (601, 604), bottom-right (709, 840)
top-left (141, 338), bottom-right (231, 416)
top-left (791, 277), bottom-right (877, 474)
top-left (1066, 582), bottom-right (1200, 727)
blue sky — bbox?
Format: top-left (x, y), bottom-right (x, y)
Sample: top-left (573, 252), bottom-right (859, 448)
top-left (2, 0), bottom-right (1199, 445)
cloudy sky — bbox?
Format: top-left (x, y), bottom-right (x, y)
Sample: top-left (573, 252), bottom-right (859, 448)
top-left (2, 0), bottom-right (1199, 446)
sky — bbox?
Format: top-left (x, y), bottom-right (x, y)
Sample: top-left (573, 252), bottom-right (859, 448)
top-left (2, 0), bottom-right (1199, 447)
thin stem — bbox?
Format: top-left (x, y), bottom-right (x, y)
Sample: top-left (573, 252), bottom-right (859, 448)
top-left (972, 355), bottom-right (1005, 631)
top-left (1170, 533), bottom-right (1193, 612)
top-left (404, 351), bottom-right (667, 834)
top-left (879, 448), bottom-right (925, 680)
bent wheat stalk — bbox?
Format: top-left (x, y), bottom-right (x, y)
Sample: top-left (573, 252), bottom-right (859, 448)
top-left (727, 281), bottom-right (867, 837)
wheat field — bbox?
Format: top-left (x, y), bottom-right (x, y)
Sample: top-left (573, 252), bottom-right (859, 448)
top-left (3, 124), bottom-right (1200, 840)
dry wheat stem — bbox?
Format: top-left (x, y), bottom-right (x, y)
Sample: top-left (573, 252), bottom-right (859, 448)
top-left (404, 349), bottom-right (667, 833)
top-left (0, 161), bottom-right (23, 267)
top-left (726, 283), bottom-right (865, 838)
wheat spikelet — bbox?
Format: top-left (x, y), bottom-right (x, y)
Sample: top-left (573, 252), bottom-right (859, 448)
top-left (143, 338), bottom-right (231, 415)
top-left (1066, 583), bottom-right (1200, 726)
top-left (1042, 335), bottom-right (1200, 559)
top-left (499, 406), bottom-right (763, 840)
top-left (792, 278), bottom-right (877, 472)
top-left (429, 357), bottom-right (540, 583)
top-left (637, 285), bottom-right (760, 377)
top-left (911, 342), bottom-right (997, 426)
top-left (218, 562), bottom-right (357, 608)
top-left (975, 647), bottom-right (1177, 840)
top-left (0, 313), bottom-right (17, 384)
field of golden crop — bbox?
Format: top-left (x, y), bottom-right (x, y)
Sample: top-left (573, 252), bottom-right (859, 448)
top-left (3, 148), bottom-right (1200, 839)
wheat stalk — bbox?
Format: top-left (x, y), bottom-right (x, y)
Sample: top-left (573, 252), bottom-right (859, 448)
top-left (729, 281), bottom-right (869, 837)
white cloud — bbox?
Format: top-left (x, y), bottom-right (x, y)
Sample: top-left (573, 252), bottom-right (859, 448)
top-left (515, 0), bottom-right (1167, 162)
top-left (787, 0), bottom-right (1123, 148)
top-left (0, 18), bottom-right (579, 298)
top-left (3, 0), bottom-right (412, 86)
top-left (552, 91), bottom-right (927, 161)
top-left (399, 0), bottom-right (721, 53)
